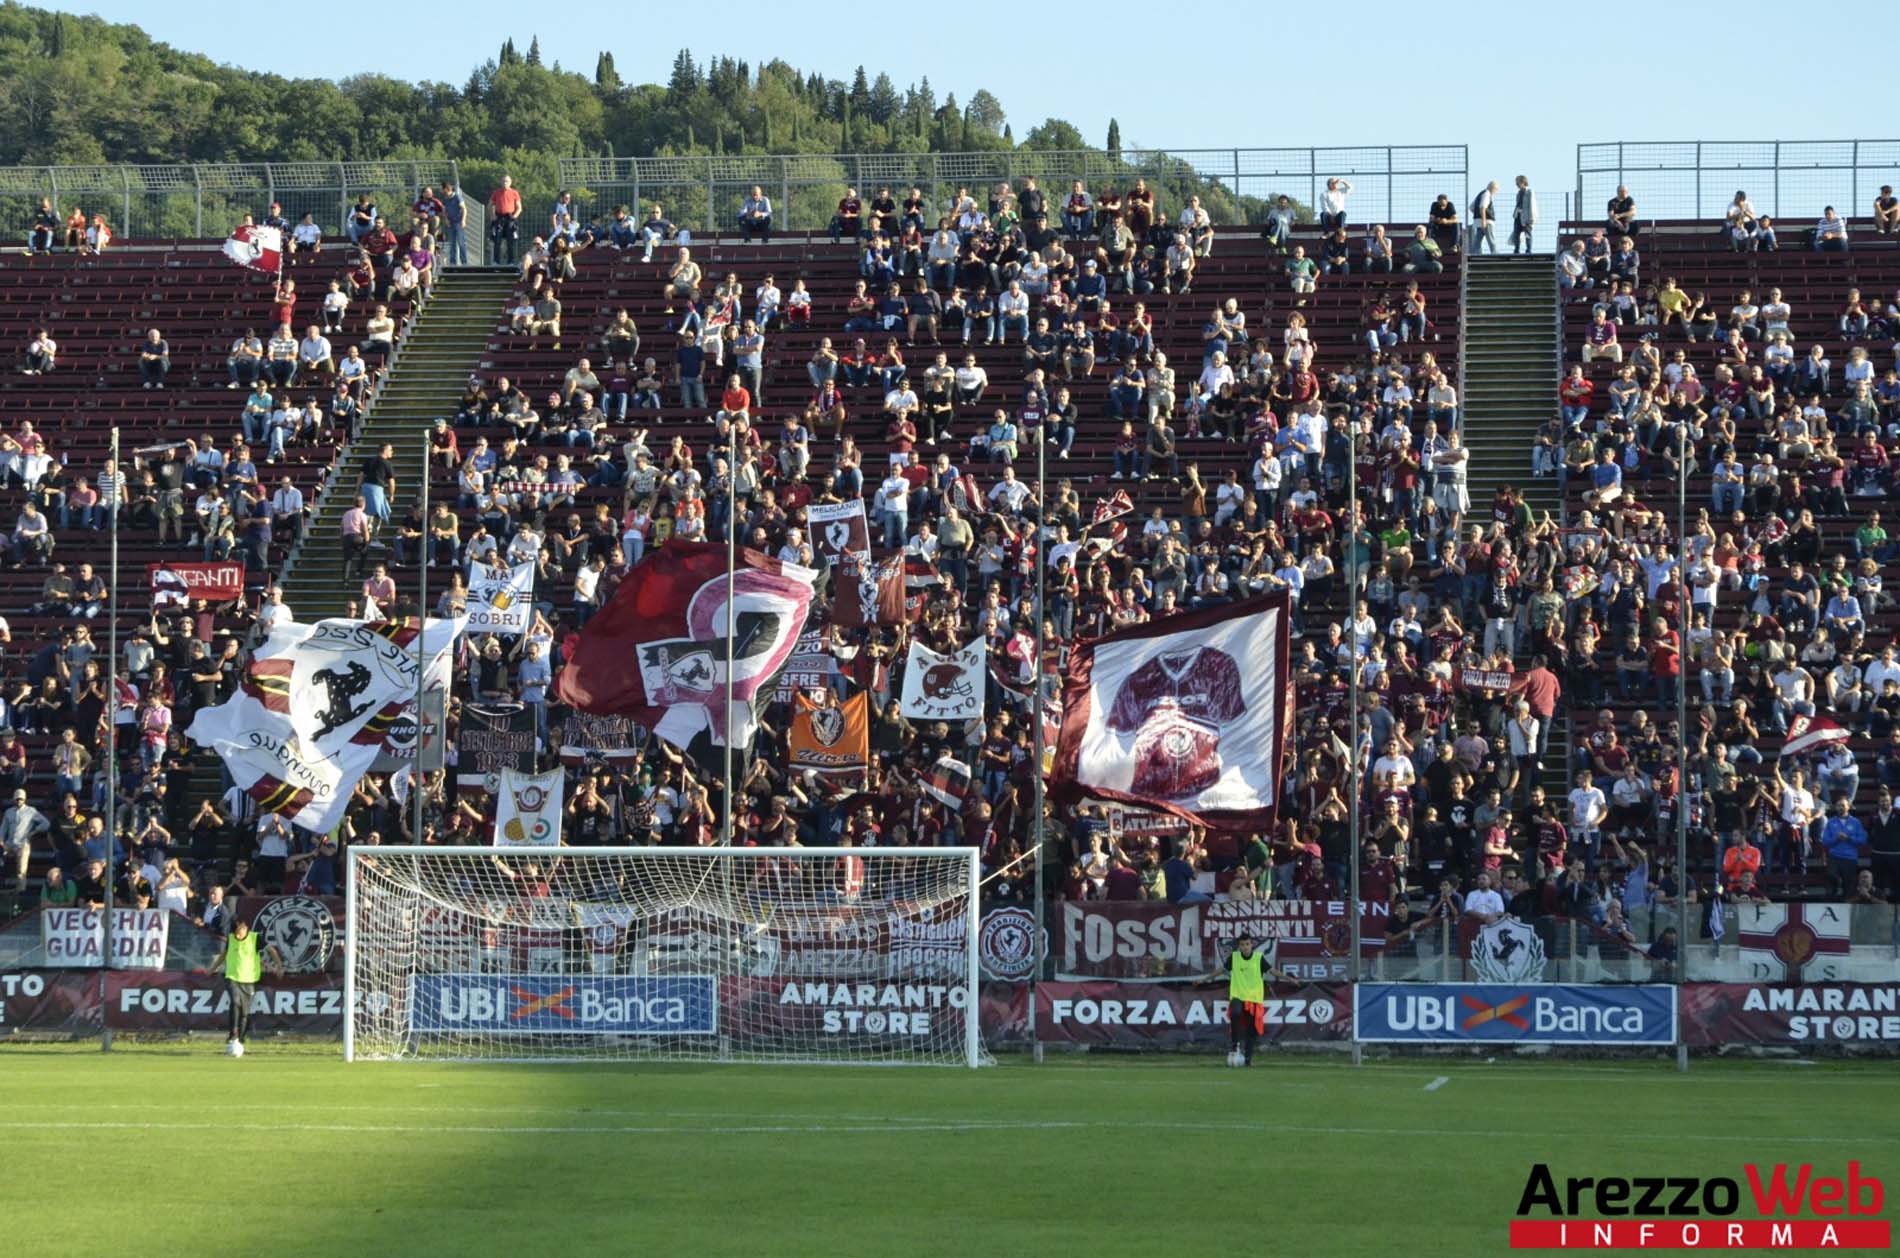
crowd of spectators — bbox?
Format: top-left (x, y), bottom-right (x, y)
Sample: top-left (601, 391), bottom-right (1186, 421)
top-left (5, 177), bottom-right (1894, 979)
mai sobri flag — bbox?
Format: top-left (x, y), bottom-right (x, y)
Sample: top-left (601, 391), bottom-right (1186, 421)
top-left (1781, 713), bottom-right (1851, 759)
top-left (1737, 902), bottom-right (1852, 980)
top-left (466, 560), bottom-right (534, 636)
top-left (1051, 593), bottom-right (1290, 833)
top-left (788, 691), bottom-right (870, 774)
top-left (493, 767), bottom-right (564, 847)
top-left (900, 638), bottom-right (986, 722)
top-left (223, 223), bottom-right (284, 274)
top-left (149, 561), bottom-right (244, 608)
top-left (553, 539), bottom-right (816, 757)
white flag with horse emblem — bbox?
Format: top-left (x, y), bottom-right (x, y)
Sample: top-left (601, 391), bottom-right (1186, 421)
top-left (466, 561), bottom-right (534, 637)
top-left (276, 616), bottom-right (466, 756)
top-left (900, 638), bottom-right (986, 722)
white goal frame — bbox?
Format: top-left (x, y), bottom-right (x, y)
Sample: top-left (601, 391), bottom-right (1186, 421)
top-left (344, 846), bottom-right (986, 1067)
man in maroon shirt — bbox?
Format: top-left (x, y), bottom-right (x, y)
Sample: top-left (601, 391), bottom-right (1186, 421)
top-left (1511, 653), bottom-right (1563, 755)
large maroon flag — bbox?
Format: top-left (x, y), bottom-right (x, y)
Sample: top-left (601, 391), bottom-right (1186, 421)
top-left (1051, 593), bottom-right (1291, 833)
top-left (553, 540), bottom-right (816, 753)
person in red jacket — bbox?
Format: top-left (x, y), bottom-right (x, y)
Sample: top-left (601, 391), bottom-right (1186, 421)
top-left (489, 175), bottom-right (523, 264)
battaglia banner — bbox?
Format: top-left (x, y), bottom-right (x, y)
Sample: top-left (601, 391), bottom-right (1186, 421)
top-left (103, 971), bottom-right (347, 1033)
top-left (149, 560), bottom-right (245, 608)
top-left (1035, 981), bottom-right (1351, 1048)
top-left (1355, 983), bottom-right (1677, 1046)
top-left (1680, 983), bottom-right (1900, 1047)
top-left (40, 907), bottom-right (170, 969)
top-left (0, 969), bottom-right (103, 1033)
top-left (1056, 899), bottom-right (1387, 982)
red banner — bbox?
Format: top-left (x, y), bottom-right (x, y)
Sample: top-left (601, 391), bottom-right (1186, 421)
top-left (1035, 981), bottom-right (1351, 1047)
top-left (148, 560), bottom-right (245, 607)
top-left (1679, 983), bottom-right (1900, 1047)
top-left (1056, 899), bottom-right (1386, 981)
top-left (0, 969), bottom-right (103, 1033)
top-left (103, 971), bottom-right (345, 1033)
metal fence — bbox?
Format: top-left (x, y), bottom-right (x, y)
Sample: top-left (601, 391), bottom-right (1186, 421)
top-left (0, 161), bottom-right (483, 262)
top-left (558, 146), bottom-right (1467, 236)
top-left (1575, 140), bottom-right (1900, 222)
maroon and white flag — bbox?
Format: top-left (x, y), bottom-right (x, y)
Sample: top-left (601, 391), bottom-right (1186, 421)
top-left (1781, 713), bottom-right (1851, 759)
top-left (149, 560), bottom-right (245, 608)
top-left (833, 553), bottom-right (906, 628)
top-left (553, 540), bottom-right (816, 755)
top-left (1052, 593), bottom-right (1290, 832)
top-left (222, 223), bottom-right (284, 274)
top-left (1092, 489), bottom-right (1134, 527)
top-left (1737, 902), bottom-right (1851, 981)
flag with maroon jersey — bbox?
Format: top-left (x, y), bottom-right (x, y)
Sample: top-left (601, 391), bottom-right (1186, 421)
top-left (1091, 489), bottom-right (1134, 527)
top-left (553, 539), bottom-right (817, 755)
top-left (1052, 593), bottom-right (1290, 832)
top-left (1780, 713), bottom-right (1851, 759)
top-left (222, 223), bottom-right (284, 274)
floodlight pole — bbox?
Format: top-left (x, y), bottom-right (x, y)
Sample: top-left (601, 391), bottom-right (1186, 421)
top-left (412, 430), bottom-right (430, 845)
top-left (1030, 407), bottom-right (1048, 1063)
top-left (1348, 423), bottom-right (1362, 1068)
top-left (1675, 425), bottom-right (1690, 1073)
top-left (101, 426), bottom-right (121, 1053)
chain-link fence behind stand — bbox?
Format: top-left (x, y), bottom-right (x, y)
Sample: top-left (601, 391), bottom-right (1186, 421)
top-left (1576, 141), bottom-right (1900, 223)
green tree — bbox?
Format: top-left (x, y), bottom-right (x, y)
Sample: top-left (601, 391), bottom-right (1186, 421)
top-left (1106, 118), bottom-right (1121, 160)
top-left (594, 51), bottom-right (619, 92)
top-left (525, 36), bottom-right (542, 67)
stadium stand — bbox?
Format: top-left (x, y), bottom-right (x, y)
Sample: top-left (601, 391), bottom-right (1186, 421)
top-left (3, 171), bottom-right (1893, 988)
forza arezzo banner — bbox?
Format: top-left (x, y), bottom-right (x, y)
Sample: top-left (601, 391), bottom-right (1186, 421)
top-left (1052, 593), bottom-right (1290, 832)
top-left (104, 971), bottom-right (346, 1033)
top-left (1035, 981), bottom-right (1351, 1047)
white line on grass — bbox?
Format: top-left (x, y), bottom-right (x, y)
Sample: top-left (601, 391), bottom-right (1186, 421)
top-left (0, 1118), bottom-right (1876, 1146)
top-left (1423, 1076), bottom-right (1449, 1092)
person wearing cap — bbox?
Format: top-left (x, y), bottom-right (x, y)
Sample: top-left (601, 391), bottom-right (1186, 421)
top-left (1219, 931), bottom-right (1292, 1067)
top-left (212, 916), bottom-right (284, 1057)
top-left (1, 786), bottom-right (48, 888)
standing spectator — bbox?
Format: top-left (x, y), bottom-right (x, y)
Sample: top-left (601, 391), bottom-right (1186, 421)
top-left (1469, 180), bottom-right (1499, 254)
top-left (1509, 175), bottom-right (1537, 254)
top-left (489, 175), bottom-right (522, 264)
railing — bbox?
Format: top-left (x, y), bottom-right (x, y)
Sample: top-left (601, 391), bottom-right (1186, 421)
top-left (1575, 140), bottom-right (1900, 222)
top-left (557, 146), bottom-right (1468, 236)
top-left (0, 161), bottom-right (483, 264)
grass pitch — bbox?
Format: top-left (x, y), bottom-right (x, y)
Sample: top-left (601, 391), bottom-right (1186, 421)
top-left (1, 1044), bottom-right (1894, 1256)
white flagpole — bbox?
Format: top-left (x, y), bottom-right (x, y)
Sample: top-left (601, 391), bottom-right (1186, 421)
top-left (722, 458), bottom-right (736, 847)
top-left (100, 425), bottom-right (121, 1052)
top-left (412, 428), bottom-right (431, 845)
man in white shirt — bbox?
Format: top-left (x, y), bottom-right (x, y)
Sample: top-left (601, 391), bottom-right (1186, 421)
top-left (1461, 872), bottom-right (1506, 924)
top-left (297, 326), bottom-right (334, 380)
top-left (1864, 646), bottom-right (1900, 694)
top-left (1371, 738), bottom-right (1415, 794)
top-left (876, 472), bottom-right (911, 549)
top-left (1567, 770), bottom-right (1608, 864)
top-left (987, 466), bottom-right (1033, 514)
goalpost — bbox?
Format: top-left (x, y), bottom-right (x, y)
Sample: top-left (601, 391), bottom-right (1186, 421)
top-left (344, 846), bottom-right (989, 1067)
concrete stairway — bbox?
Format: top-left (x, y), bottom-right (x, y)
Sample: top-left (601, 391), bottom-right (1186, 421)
top-left (1460, 254), bottom-right (1560, 522)
top-left (278, 266), bottom-right (516, 619)
top-left (1457, 254), bottom-right (1570, 772)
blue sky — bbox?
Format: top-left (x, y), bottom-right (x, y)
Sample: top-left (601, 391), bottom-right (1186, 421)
top-left (51, 0), bottom-right (1890, 220)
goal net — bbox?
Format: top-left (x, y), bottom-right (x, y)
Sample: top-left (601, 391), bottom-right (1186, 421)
top-left (345, 846), bottom-right (989, 1067)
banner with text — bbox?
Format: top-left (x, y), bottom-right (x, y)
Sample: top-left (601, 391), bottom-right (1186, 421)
top-left (0, 969), bottom-right (103, 1033)
top-left (1035, 980), bottom-right (1351, 1048)
top-left (1680, 983), bottom-right (1900, 1048)
top-left (1056, 899), bottom-right (1386, 981)
top-left (1355, 983), bottom-right (1677, 1045)
top-left (104, 970), bottom-right (346, 1033)
top-left (40, 907), bottom-right (170, 969)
